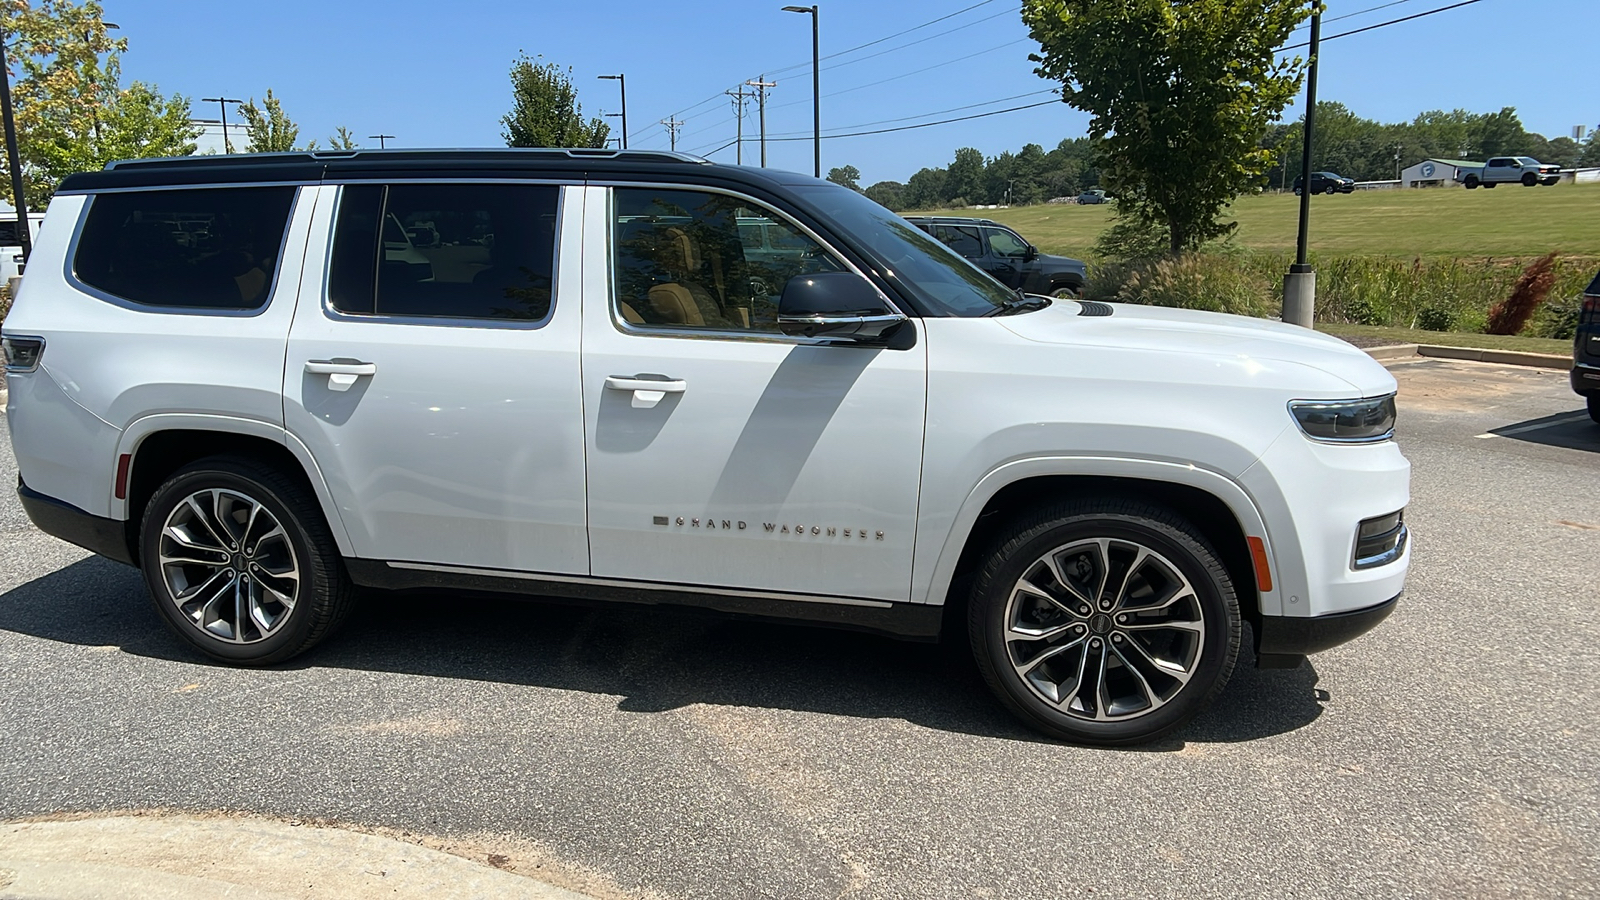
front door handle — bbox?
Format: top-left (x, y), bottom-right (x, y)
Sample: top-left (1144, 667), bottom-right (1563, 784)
top-left (605, 374), bottom-right (686, 408)
top-left (306, 360), bottom-right (377, 391)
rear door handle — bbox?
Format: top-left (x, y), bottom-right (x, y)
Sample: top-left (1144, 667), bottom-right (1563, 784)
top-left (306, 360), bottom-right (376, 391)
top-left (605, 374), bottom-right (685, 408)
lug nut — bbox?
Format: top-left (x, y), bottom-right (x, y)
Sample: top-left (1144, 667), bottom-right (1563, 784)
top-left (1080, 606), bottom-right (1091, 615)
top-left (1090, 638), bottom-right (1101, 648)
top-left (1117, 614), bottom-right (1128, 624)
top-left (1100, 600), bottom-right (1112, 610)
top-left (1112, 634), bottom-right (1123, 643)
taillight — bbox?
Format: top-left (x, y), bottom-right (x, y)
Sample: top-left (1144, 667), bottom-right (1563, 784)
top-left (1, 334), bottom-right (44, 372)
top-left (1583, 296), bottom-right (1599, 324)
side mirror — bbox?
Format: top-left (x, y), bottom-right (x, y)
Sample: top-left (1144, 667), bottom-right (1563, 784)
top-left (777, 271), bottom-right (907, 342)
top-left (1023, 245), bottom-right (1038, 261)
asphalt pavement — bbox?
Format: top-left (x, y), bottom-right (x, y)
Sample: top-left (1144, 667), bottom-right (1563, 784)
top-left (1, 357), bottom-right (1596, 899)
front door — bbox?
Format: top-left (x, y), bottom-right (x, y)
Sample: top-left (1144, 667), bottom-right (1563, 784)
top-left (579, 185), bottom-right (927, 602)
top-left (283, 181), bottom-right (589, 574)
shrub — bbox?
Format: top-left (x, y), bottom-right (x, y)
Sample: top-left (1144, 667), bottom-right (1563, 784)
top-left (1086, 254), bottom-right (1276, 318)
top-left (1415, 304), bottom-right (1456, 332)
top-left (1486, 252), bottom-right (1559, 335)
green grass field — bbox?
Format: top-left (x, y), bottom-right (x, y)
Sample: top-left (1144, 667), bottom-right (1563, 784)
top-left (912, 183), bottom-right (1600, 259)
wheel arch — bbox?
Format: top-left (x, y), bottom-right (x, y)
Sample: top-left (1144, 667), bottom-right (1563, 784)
top-left (922, 459), bottom-right (1287, 628)
top-left (113, 416), bottom-right (354, 560)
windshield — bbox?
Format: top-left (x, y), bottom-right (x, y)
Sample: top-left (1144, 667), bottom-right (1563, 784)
top-left (796, 183), bottom-right (1016, 316)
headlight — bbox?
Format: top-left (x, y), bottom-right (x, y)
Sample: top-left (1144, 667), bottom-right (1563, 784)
top-left (1288, 395), bottom-right (1396, 443)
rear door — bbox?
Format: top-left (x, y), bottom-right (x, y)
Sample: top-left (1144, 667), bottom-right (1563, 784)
top-left (578, 184), bottom-right (927, 602)
top-left (283, 180), bottom-right (589, 574)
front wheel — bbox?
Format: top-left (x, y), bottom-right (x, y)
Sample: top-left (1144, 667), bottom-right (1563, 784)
top-left (1521, 172), bottom-right (1537, 187)
top-left (1325, 185), bottom-right (1338, 195)
top-left (1050, 284), bottom-right (1082, 299)
top-left (1588, 394), bottom-right (1600, 425)
top-left (967, 499), bottom-right (1240, 745)
top-left (139, 456), bottom-right (355, 665)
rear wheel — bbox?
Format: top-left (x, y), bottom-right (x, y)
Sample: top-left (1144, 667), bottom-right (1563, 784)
top-left (1292, 187), bottom-right (1303, 196)
top-left (1484, 182), bottom-right (1497, 189)
top-left (1588, 394), bottom-right (1600, 425)
top-left (139, 456), bottom-right (355, 665)
top-left (967, 498), bottom-right (1240, 745)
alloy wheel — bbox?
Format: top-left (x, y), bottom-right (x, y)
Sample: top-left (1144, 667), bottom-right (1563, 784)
top-left (157, 488), bottom-right (301, 644)
top-left (1001, 537), bottom-right (1205, 721)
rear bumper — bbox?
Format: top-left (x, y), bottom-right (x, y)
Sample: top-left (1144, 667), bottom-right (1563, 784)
top-left (17, 477), bottom-right (135, 566)
top-left (1573, 363), bottom-right (1600, 396)
top-left (1256, 593), bottom-right (1398, 668)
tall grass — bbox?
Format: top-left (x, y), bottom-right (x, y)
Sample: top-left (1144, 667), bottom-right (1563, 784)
top-left (1087, 252), bottom-right (1595, 339)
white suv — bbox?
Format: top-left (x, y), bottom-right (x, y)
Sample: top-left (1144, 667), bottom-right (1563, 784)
top-left (1, 149), bottom-right (1410, 745)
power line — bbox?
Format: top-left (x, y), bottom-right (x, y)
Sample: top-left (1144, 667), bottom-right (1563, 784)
top-left (767, 38), bottom-right (1029, 112)
top-left (1290, 0), bottom-right (1425, 32)
top-left (765, 89), bottom-right (1057, 138)
top-left (695, 98), bottom-right (1061, 156)
top-left (808, 7), bottom-right (1020, 75)
top-left (1283, 0), bottom-right (1486, 50)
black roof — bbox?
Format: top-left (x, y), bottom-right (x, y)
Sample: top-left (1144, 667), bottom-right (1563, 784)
top-left (55, 148), bottom-right (819, 194)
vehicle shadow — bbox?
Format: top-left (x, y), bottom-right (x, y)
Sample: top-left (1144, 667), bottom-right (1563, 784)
top-left (1489, 408), bottom-right (1600, 453)
top-left (0, 557), bottom-right (1325, 747)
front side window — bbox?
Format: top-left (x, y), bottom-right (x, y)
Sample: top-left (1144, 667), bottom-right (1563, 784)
top-left (985, 228), bottom-right (1030, 258)
top-left (328, 182), bottom-right (559, 321)
top-left (74, 186), bottom-right (296, 310)
top-left (612, 187), bottom-right (844, 334)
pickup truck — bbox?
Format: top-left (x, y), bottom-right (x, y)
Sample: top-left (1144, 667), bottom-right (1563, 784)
top-left (1462, 157), bottom-right (1561, 189)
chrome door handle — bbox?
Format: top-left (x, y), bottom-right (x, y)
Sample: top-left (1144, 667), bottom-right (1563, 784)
top-left (605, 374), bottom-right (685, 408)
top-left (305, 360), bottom-right (376, 391)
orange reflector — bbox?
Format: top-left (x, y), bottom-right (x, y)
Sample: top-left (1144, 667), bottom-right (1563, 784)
top-left (114, 453), bottom-right (132, 500)
top-left (1246, 536), bottom-right (1273, 593)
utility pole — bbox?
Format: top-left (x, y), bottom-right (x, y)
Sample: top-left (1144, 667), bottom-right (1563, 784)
top-left (368, 134), bottom-right (394, 149)
top-left (203, 96), bottom-right (242, 153)
top-left (598, 74), bottom-right (628, 149)
top-left (1282, 2), bottom-right (1320, 329)
top-left (726, 88), bottom-right (751, 164)
top-left (1393, 144), bottom-right (1402, 180)
top-left (745, 76), bottom-right (776, 167)
top-left (661, 118), bottom-right (684, 152)
top-left (0, 24), bottom-right (33, 263)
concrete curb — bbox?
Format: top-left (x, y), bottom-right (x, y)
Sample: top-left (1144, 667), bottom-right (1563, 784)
top-left (0, 815), bottom-right (598, 900)
top-left (1364, 343), bottom-right (1571, 371)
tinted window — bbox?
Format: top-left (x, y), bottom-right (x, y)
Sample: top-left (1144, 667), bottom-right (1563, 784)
top-left (612, 188), bottom-right (844, 333)
top-left (934, 224), bottom-right (984, 259)
top-left (328, 183), bottom-right (559, 321)
top-left (74, 186), bottom-right (295, 310)
top-left (985, 228), bottom-right (1030, 257)
top-left (0, 220), bottom-right (20, 245)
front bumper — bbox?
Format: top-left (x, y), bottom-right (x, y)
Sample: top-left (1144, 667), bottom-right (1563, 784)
top-left (17, 477), bottom-right (135, 566)
top-left (1256, 593), bottom-right (1399, 668)
top-left (1573, 363), bottom-right (1600, 396)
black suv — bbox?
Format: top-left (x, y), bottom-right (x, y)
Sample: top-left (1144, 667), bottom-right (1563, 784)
top-left (904, 216), bottom-right (1087, 298)
top-left (1573, 270), bottom-right (1600, 424)
top-left (1292, 172), bottom-right (1356, 195)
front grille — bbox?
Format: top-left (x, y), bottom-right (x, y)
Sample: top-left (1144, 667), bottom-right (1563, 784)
top-left (1353, 510), bottom-right (1407, 570)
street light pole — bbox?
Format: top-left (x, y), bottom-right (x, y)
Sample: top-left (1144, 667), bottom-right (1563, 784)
top-left (203, 97), bottom-right (242, 153)
top-left (1282, 3), bottom-right (1321, 329)
top-left (598, 74), bottom-right (627, 149)
top-left (0, 25), bottom-right (33, 262)
top-left (783, 5), bottom-right (820, 178)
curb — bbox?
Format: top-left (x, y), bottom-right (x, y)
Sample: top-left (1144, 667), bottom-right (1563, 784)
top-left (1364, 343), bottom-right (1571, 371)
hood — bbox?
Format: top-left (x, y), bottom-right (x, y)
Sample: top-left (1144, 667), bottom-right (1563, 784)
top-left (1040, 252), bottom-right (1086, 271)
top-left (998, 299), bottom-right (1397, 397)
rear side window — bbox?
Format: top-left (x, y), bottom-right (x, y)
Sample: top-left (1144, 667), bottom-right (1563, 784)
top-left (327, 182), bottom-right (559, 321)
top-left (73, 187), bottom-right (295, 310)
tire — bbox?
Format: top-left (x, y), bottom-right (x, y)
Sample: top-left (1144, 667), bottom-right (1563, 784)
top-left (1589, 394), bottom-right (1600, 425)
top-left (1292, 187), bottom-right (1303, 196)
top-left (1521, 173), bottom-right (1537, 187)
top-left (138, 455), bottom-right (355, 665)
top-left (1050, 283), bottom-right (1082, 299)
top-left (1325, 185), bottom-right (1337, 195)
top-left (1484, 182), bottom-right (1496, 189)
top-left (966, 498), bottom-right (1241, 746)
top-left (1464, 176), bottom-right (1479, 189)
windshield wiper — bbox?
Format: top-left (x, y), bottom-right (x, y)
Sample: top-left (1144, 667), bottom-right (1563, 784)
top-left (986, 292), bottom-right (1053, 317)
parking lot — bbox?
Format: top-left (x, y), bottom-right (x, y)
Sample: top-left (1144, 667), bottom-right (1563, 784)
top-left (1, 356), bottom-right (1596, 899)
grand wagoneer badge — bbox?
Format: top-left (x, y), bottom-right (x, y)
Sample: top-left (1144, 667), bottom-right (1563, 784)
top-left (653, 515), bottom-right (884, 540)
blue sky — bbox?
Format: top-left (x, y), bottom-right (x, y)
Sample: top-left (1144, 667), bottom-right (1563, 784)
top-left (112, 0), bottom-right (1594, 185)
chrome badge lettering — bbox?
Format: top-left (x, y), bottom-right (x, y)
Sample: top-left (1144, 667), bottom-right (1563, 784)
top-left (653, 515), bottom-right (884, 540)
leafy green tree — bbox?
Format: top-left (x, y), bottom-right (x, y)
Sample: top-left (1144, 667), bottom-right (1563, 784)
top-left (946, 147), bottom-right (985, 205)
top-left (863, 180), bottom-right (906, 211)
top-left (239, 89), bottom-right (302, 152)
top-left (1472, 107), bottom-right (1526, 159)
top-left (501, 54), bottom-right (609, 149)
top-left (904, 167), bottom-right (948, 209)
top-left (326, 126), bottom-right (359, 151)
top-left (2, 0), bottom-right (197, 207)
top-left (826, 164), bottom-right (862, 191)
top-left (1024, 0), bottom-right (1310, 255)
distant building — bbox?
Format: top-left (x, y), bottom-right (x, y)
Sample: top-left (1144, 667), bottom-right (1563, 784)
top-left (1400, 158), bottom-right (1482, 188)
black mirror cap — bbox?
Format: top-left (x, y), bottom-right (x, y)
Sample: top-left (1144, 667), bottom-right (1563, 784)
top-left (1024, 245), bottom-right (1038, 261)
top-left (777, 271), bottom-right (907, 342)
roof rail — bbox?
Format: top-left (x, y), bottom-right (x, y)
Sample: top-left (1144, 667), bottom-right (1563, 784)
top-left (104, 147), bottom-right (713, 171)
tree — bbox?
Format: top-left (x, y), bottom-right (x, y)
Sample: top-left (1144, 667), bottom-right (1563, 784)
top-left (2, 0), bottom-right (198, 207)
top-left (1472, 107), bottom-right (1526, 159)
top-left (239, 89), bottom-right (302, 152)
top-left (863, 180), bottom-right (906, 211)
top-left (501, 54), bottom-right (609, 149)
top-left (326, 126), bottom-right (359, 151)
top-left (1024, 0), bottom-right (1310, 255)
top-left (904, 167), bottom-right (948, 210)
top-left (946, 147), bottom-right (984, 205)
top-left (826, 164), bottom-right (862, 191)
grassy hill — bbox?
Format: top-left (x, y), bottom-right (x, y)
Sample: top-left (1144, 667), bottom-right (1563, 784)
top-left (910, 183), bottom-right (1600, 259)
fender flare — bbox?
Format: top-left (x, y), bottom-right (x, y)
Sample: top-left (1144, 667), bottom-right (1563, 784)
top-left (109, 413), bottom-right (355, 556)
top-left (916, 455), bottom-right (1302, 618)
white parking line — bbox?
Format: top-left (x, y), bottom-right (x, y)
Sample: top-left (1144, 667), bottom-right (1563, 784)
top-left (1475, 412), bottom-right (1591, 439)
